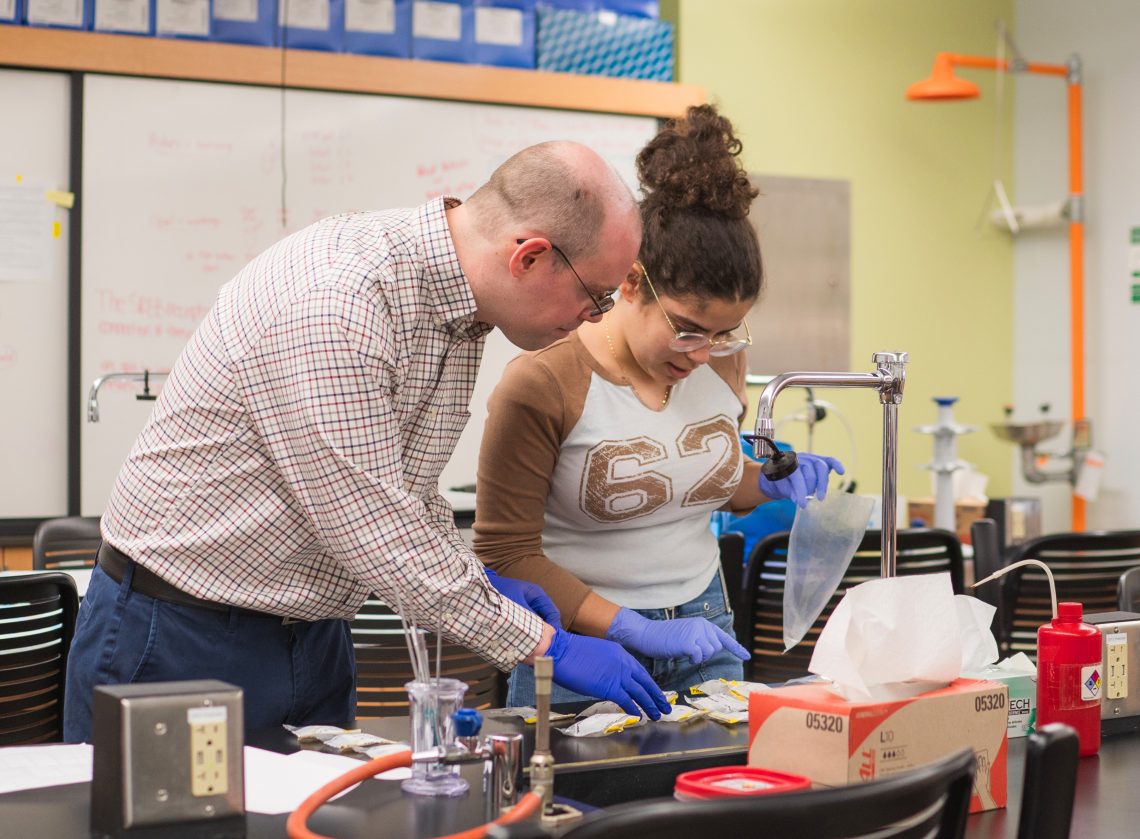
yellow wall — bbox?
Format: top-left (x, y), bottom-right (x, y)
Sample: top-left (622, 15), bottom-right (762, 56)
top-left (666, 0), bottom-right (1017, 503)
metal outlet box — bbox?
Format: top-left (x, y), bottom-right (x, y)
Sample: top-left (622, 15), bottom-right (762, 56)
top-left (91, 680), bottom-right (245, 837)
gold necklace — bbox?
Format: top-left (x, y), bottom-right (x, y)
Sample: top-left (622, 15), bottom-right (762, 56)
top-left (603, 319), bottom-right (672, 409)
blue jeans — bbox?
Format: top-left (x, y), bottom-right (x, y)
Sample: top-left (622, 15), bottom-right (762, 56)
top-left (508, 568), bottom-right (742, 707)
top-left (64, 564), bottom-right (356, 743)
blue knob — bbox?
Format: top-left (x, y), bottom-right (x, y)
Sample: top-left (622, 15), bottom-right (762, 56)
top-left (933, 396), bottom-right (958, 407)
top-left (452, 708), bottom-right (482, 737)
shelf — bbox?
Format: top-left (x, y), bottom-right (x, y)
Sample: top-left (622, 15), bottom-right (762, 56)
top-left (0, 27), bottom-right (704, 118)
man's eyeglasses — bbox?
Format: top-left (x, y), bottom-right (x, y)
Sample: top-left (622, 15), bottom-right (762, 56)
top-left (516, 239), bottom-right (616, 318)
top-left (640, 263), bottom-right (753, 357)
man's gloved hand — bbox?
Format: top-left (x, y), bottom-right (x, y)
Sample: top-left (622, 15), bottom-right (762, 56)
top-left (546, 630), bottom-right (673, 720)
top-left (758, 452), bottom-right (845, 508)
top-left (485, 568), bottom-right (562, 628)
top-left (605, 607), bottom-right (750, 665)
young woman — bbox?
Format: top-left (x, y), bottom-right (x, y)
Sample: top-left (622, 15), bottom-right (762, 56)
top-left (474, 105), bottom-right (843, 705)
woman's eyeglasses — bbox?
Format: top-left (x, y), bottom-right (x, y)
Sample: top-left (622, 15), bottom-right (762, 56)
top-left (640, 263), bottom-right (752, 357)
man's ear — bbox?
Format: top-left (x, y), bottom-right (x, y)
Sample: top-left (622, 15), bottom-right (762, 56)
top-left (618, 262), bottom-right (643, 297)
top-left (509, 238), bottom-right (552, 278)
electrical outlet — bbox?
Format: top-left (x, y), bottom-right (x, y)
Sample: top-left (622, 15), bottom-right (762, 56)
top-left (1106, 633), bottom-right (1128, 700)
top-left (189, 706), bottom-right (229, 797)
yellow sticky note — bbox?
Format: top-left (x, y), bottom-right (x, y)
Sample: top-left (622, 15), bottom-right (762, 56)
top-left (53, 221), bottom-right (62, 239)
top-left (46, 190), bottom-right (75, 209)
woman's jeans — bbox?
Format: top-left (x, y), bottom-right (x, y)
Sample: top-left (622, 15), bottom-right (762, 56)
top-left (508, 568), bottom-right (742, 707)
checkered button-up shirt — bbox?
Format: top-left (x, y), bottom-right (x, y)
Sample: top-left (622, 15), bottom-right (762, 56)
top-left (102, 198), bottom-right (544, 669)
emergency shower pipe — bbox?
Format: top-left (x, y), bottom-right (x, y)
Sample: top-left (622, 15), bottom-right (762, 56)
top-left (751, 351), bottom-right (908, 578)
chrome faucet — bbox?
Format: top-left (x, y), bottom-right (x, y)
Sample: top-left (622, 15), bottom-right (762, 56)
top-left (87, 370), bottom-right (169, 422)
top-left (751, 351), bottom-right (909, 577)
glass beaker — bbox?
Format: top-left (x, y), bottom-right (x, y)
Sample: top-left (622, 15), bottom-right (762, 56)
top-left (402, 678), bottom-right (470, 797)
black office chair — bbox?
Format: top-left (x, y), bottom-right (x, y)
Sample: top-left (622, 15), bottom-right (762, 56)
top-left (717, 532), bottom-right (747, 642)
top-left (558, 747), bottom-right (975, 839)
top-left (1118, 566), bottom-right (1140, 612)
top-left (993, 530), bottom-right (1140, 656)
top-left (32, 516), bottom-right (102, 570)
top-left (742, 528), bottom-right (964, 683)
top-left (0, 573), bottom-right (80, 744)
top-left (1016, 723), bottom-right (1079, 839)
top-left (350, 597), bottom-right (502, 718)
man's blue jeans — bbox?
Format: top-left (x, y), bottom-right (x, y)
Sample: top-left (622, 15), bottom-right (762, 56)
top-left (64, 563), bottom-right (355, 743)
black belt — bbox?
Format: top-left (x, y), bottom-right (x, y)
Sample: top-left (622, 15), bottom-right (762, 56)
top-left (97, 542), bottom-right (234, 614)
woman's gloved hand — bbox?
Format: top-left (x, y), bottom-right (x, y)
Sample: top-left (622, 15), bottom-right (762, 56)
top-left (546, 630), bottom-right (672, 720)
top-left (485, 568), bottom-right (562, 628)
top-left (758, 452), bottom-right (845, 508)
top-left (605, 608), bottom-right (750, 665)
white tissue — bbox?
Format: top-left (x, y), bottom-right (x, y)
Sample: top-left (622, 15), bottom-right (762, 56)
top-left (809, 572), bottom-right (999, 702)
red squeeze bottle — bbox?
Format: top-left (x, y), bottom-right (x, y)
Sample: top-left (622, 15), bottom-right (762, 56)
top-left (1036, 601), bottom-right (1102, 756)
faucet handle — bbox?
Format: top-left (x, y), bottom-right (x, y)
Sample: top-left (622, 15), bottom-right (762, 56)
top-left (872, 351), bottom-right (909, 365)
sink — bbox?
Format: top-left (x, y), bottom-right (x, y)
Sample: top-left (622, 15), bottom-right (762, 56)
top-left (990, 421), bottom-right (1064, 446)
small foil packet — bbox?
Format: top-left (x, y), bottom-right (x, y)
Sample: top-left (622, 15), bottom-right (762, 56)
top-left (324, 732), bottom-right (399, 754)
top-left (559, 712), bottom-right (642, 738)
top-left (284, 724), bottom-right (359, 743)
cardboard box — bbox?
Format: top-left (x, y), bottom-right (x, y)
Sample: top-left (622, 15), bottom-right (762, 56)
top-left (748, 678), bottom-right (1008, 813)
top-left (960, 665), bottom-right (1037, 738)
top-left (907, 497), bottom-right (987, 545)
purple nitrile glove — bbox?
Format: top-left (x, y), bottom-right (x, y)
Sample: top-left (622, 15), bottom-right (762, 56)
top-left (606, 607), bottom-right (749, 665)
top-left (758, 452), bottom-right (845, 509)
top-left (485, 568), bottom-right (562, 628)
top-left (546, 630), bottom-right (672, 720)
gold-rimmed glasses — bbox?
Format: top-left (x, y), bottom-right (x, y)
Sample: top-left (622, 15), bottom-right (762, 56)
top-left (640, 263), bottom-right (753, 356)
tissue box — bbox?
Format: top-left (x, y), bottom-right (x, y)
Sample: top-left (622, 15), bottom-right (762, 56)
top-left (536, 6), bottom-right (672, 81)
top-left (748, 678), bottom-right (1008, 813)
top-left (960, 665), bottom-right (1036, 738)
top-left (907, 497), bottom-right (987, 545)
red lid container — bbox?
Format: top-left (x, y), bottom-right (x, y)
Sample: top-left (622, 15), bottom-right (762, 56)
top-left (674, 766), bottom-right (812, 801)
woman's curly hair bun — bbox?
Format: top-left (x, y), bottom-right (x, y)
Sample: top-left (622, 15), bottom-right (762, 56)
top-left (636, 104), bottom-right (758, 220)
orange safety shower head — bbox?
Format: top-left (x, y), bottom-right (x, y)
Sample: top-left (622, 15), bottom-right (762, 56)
top-left (906, 52), bottom-right (981, 100)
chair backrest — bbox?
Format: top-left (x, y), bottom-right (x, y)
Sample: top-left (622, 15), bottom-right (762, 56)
top-left (717, 532), bottom-right (747, 641)
top-left (350, 597), bottom-right (501, 718)
top-left (0, 573), bottom-right (80, 744)
top-left (997, 530), bottom-right (1140, 656)
top-left (32, 516), bottom-right (102, 570)
top-left (1119, 566), bottom-right (1140, 612)
top-left (1016, 723), bottom-right (1079, 839)
top-left (560, 747), bottom-right (975, 839)
top-left (742, 528), bottom-right (964, 683)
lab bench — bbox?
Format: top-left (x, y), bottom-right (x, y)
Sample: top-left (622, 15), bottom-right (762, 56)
top-left (3, 712), bottom-right (1140, 837)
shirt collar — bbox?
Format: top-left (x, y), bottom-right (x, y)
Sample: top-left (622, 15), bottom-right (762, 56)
top-left (417, 197), bottom-right (492, 341)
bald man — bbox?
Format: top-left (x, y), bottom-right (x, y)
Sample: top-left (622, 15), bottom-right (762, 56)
top-left (64, 142), bottom-right (671, 742)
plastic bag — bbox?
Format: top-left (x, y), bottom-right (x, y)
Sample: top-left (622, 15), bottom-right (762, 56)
top-left (783, 491), bottom-right (874, 651)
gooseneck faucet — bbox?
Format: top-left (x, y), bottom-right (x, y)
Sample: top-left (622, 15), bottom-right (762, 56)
top-left (87, 370), bottom-right (169, 422)
top-left (751, 351), bottom-right (909, 577)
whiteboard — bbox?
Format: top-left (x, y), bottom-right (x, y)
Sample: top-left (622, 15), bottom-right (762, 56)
top-left (80, 74), bottom-right (657, 514)
top-left (0, 70), bottom-right (71, 518)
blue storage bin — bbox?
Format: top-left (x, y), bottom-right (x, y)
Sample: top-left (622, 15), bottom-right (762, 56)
top-left (156, 0), bottom-right (211, 37)
top-left (411, 0), bottom-right (471, 63)
top-left (2, 0), bottom-right (25, 25)
top-left (472, 0), bottom-right (533, 68)
top-left (211, 0), bottom-right (277, 44)
top-left (280, 0), bottom-right (342, 50)
top-left (24, 0), bottom-right (92, 29)
top-left (343, 0), bottom-right (411, 57)
top-left (598, 0), bottom-right (655, 17)
top-left (92, 0), bottom-right (155, 33)
top-left (536, 5), bottom-right (672, 81)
